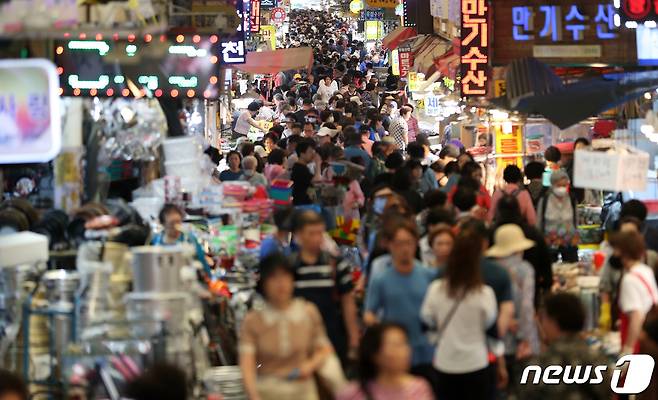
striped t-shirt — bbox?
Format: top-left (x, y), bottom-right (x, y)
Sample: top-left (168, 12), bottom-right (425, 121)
top-left (289, 251), bottom-right (354, 351)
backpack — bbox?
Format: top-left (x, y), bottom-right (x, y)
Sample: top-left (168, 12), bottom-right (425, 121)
top-left (492, 187), bottom-right (526, 225)
top-left (601, 192), bottom-right (623, 232)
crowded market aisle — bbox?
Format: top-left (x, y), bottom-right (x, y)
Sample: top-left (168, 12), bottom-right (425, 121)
top-left (2, 5), bottom-right (658, 400)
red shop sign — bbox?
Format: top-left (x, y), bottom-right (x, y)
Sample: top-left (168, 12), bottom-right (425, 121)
top-left (398, 48), bottom-right (413, 78)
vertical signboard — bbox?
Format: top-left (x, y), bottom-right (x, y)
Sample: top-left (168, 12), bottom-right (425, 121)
top-left (249, 0), bottom-right (261, 32)
top-left (460, 0), bottom-right (489, 96)
top-left (398, 44), bottom-right (413, 78)
top-left (221, 0), bottom-right (247, 64)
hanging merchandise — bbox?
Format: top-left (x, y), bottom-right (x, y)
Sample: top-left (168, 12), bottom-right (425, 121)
top-left (92, 98), bottom-right (167, 164)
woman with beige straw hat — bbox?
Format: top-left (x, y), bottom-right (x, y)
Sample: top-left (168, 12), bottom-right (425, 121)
top-left (486, 223), bottom-right (540, 396)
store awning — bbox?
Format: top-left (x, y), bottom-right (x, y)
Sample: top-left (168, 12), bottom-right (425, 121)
top-left (410, 35), bottom-right (451, 77)
top-left (382, 26), bottom-right (417, 50)
top-left (433, 40), bottom-right (460, 80)
top-left (234, 47), bottom-right (314, 75)
top-left (491, 59), bottom-right (658, 129)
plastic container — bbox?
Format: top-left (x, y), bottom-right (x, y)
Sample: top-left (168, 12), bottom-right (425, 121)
top-left (164, 159), bottom-right (202, 179)
top-left (162, 136), bottom-right (202, 161)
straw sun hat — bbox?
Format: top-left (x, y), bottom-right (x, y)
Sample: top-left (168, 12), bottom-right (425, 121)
top-left (485, 224), bottom-right (535, 258)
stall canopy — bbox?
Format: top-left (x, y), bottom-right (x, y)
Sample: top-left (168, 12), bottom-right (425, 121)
top-left (234, 47), bottom-right (314, 75)
top-left (382, 26), bottom-right (417, 50)
top-left (492, 58), bottom-right (658, 129)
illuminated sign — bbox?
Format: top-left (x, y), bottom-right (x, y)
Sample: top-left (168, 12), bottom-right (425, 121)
top-left (260, 0), bottom-right (276, 9)
top-left (460, 0), bottom-right (489, 96)
top-left (271, 7), bottom-right (287, 24)
top-left (55, 36), bottom-right (223, 98)
top-left (350, 0), bottom-right (364, 13)
top-left (226, 0), bottom-right (248, 64)
top-left (616, 0), bottom-right (658, 24)
top-left (360, 9), bottom-right (384, 20)
top-left (512, 4), bottom-right (618, 41)
top-left (365, 20), bottom-right (383, 39)
top-left (220, 40), bottom-right (246, 63)
top-left (250, 0), bottom-right (261, 32)
top-left (0, 59), bottom-right (61, 164)
top-left (366, 0), bottom-right (397, 9)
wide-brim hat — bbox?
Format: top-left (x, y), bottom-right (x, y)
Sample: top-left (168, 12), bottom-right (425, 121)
top-left (486, 224), bottom-right (535, 258)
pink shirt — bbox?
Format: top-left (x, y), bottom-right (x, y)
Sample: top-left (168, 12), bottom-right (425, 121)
top-left (264, 164), bottom-right (285, 184)
top-left (488, 183), bottom-right (537, 226)
top-left (337, 378), bottom-right (434, 400)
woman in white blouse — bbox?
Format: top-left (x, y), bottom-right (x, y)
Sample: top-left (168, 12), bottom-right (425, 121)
top-left (421, 230), bottom-right (497, 400)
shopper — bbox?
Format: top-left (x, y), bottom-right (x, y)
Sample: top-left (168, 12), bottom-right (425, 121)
top-left (219, 150), bottom-right (243, 182)
top-left (388, 106), bottom-right (411, 152)
top-left (264, 148), bottom-right (287, 184)
top-left (0, 369), bottom-right (28, 400)
top-left (421, 229), bottom-right (498, 400)
top-left (492, 194), bottom-right (552, 308)
top-left (619, 199), bottom-right (658, 253)
top-left (289, 210), bottom-right (360, 364)
top-left (518, 293), bottom-right (609, 400)
top-left (260, 207), bottom-right (293, 259)
top-left (489, 165), bottom-right (536, 226)
top-left (343, 128), bottom-right (372, 169)
top-left (611, 230), bottom-right (658, 355)
top-left (536, 169), bottom-right (579, 262)
top-left (291, 139), bottom-right (323, 205)
top-left (234, 102), bottom-right (266, 138)
top-left (240, 254), bottom-right (334, 400)
top-left (337, 323), bottom-right (434, 400)
top-left (524, 161), bottom-right (546, 207)
top-left (486, 224), bottom-right (539, 393)
top-left (425, 224), bottom-right (455, 270)
top-left (364, 217), bottom-right (436, 375)
top-left (151, 204), bottom-right (211, 276)
top-left (407, 142), bottom-right (439, 195)
top-left (240, 155), bottom-right (268, 187)
top-left (124, 364), bottom-right (187, 400)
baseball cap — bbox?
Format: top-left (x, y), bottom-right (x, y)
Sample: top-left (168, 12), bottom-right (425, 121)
top-left (381, 136), bottom-right (396, 145)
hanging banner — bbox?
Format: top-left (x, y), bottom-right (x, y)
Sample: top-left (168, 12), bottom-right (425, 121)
top-left (260, 25), bottom-right (276, 50)
top-left (398, 45), bottom-right (413, 78)
top-left (364, 20), bottom-right (383, 40)
top-left (250, 0), bottom-right (261, 32)
top-left (574, 149), bottom-right (650, 191)
top-left (366, 0), bottom-right (397, 9)
top-left (270, 7), bottom-right (287, 23)
top-left (460, 0), bottom-right (490, 97)
top-left (425, 94), bottom-right (441, 116)
top-left (0, 59), bottom-right (61, 164)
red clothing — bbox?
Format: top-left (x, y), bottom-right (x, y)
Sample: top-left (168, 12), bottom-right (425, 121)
top-left (448, 184), bottom-right (492, 212)
top-left (488, 183), bottom-right (537, 226)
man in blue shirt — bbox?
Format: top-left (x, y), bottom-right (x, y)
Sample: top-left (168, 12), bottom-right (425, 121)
top-left (342, 129), bottom-right (371, 170)
top-left (259, 207), bottom-right (293, 259)
top-left (364, 216), bottom-right (436, 368)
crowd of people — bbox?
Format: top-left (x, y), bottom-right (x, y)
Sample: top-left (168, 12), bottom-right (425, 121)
top-left (203, 8), bottom-right (658, 400)
top-left (3, 9), bottom-right (658, 400)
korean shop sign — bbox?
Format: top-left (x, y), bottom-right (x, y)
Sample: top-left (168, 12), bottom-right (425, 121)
top-left (398, 44), bottom-right (413, 78)
top-left (492, 0), bottom-right (636, 65)
top-left (460, 0), bottom-right (489, 97)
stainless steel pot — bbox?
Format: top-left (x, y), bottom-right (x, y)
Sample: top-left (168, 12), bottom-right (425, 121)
top-left (130, 246), bottom-right (184, 293)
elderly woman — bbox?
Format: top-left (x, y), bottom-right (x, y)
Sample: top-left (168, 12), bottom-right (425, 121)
top-left (240, 155), bottom-right (268, 187)
top-left (239, 254), bottom-right (334, 400)
top-left (536, 169), bottom-right (579, 262)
